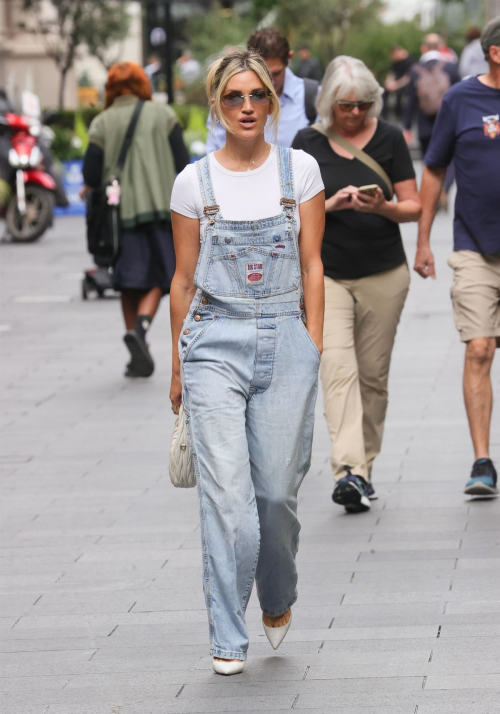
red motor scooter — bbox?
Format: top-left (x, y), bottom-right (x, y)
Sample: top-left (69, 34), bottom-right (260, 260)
top-left (0, 112), bottom-right (56, 242)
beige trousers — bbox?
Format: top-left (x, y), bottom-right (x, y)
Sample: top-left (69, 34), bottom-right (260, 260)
top-left (321, 263), bottom-right (410, 481)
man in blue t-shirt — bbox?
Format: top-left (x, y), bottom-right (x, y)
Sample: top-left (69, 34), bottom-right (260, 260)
top-left (414, 16), bottom-right (500, 498)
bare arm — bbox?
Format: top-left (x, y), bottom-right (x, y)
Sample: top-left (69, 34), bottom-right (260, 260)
top-left (385, 73), bottom-right (411, 92)
top-left (298, 191), bottom-right (325, 353)
top-left (413, 166), bottom-right (446, 279)
top-left (169, 211), bottom-right (200, 409)
top-left (350, 178), bottom-right (422, 223)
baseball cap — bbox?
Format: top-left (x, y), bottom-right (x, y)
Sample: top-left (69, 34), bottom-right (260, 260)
top-left (481, 16), bottom-right (500, 59)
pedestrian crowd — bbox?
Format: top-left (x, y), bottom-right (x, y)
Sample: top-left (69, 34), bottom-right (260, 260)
top-left (79, 16), bottom-right (500, 677)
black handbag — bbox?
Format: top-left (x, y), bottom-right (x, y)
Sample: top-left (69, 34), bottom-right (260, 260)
top-left (86, 99), bottom-right (145, 261)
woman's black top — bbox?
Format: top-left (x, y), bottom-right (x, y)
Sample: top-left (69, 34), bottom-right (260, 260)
top-left (292, 120), bottom-right (415, 280)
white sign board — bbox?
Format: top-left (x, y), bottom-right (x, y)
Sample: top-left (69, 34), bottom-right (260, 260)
top-left (21, 91), bottom-right (41, 118)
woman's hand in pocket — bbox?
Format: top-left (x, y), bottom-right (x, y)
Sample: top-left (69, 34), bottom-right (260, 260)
top-left (309, 329), bottom-right (323, 355)
top-left (170, 371), bottom-right (182, 413)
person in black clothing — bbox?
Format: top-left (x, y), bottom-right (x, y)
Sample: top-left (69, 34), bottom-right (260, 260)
top-left (293, 55), bottom-right (421, 513)
top-left (295, 46), bottom-right (322, 82)
top-left (383, 46), bottom-right (415, 120)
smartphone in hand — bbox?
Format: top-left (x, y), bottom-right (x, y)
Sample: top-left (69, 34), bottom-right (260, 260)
top-left (358, 184), bottom-right (379, 197)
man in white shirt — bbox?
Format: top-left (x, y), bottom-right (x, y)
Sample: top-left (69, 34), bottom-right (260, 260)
top-left (205, 29), bottom-right (319, 153)
top-left (459, 27), bottom-right (489, 78)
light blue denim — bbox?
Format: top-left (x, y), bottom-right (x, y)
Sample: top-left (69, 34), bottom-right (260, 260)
top-left (180, 147), bottom-right (320, 661)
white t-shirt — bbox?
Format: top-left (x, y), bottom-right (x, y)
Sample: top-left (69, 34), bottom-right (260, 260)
top-left (170, 145), bottom-right (324, 242)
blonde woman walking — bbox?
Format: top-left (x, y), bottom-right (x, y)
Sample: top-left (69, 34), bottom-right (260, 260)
top-left (170, 48), bottom-right (325, 674)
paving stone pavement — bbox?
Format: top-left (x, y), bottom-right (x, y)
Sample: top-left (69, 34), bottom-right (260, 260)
top-left (0, 197), bottom-right (499, 714)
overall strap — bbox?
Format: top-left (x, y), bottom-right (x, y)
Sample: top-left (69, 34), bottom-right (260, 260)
top-left (277, 146), bottom-right (296, 217)
top-left (195, 155), bottom-right (222, 223)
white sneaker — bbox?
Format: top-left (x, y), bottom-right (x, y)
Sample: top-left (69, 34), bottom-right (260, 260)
top-left (213, 658), bottom-right (244, 675)
top-left (262, 610), bottom-right (292, 650)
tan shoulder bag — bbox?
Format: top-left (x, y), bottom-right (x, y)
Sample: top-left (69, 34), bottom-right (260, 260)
top-left (311, 122), bottom-right (394, 199)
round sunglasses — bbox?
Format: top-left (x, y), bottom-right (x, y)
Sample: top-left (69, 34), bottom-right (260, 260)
top-left (337, 99), bottom-right (375, 112)
top-left (221, 90), bottom-right (272, 108)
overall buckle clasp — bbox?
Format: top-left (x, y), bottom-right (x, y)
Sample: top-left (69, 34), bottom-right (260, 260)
top-left (203, 205), bottom-right (220, 224)
top-left (280, 198), bottom-right (296, 217)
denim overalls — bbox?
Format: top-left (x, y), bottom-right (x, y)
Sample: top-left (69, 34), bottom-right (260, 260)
top-left (180, 146), bottom-right (320, 661)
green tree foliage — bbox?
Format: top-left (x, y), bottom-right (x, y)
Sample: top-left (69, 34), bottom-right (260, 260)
top-left (80, 3), bottom-right (131, 70)
top-left (186, 3), bottom-right (256, 64)
top-left (343, 20), bottom-right (424, 82)
top-left (275, 0), bottom-right (382, 69)
top-left (20, 0), bottom-right (130, 109)
top-left (74, 111), bottom-right (89, 152)
top-left (251, 0), bottom-right (280, 21)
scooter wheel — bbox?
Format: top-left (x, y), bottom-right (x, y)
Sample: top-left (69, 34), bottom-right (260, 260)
top-left (81, 279), bottom-right (88, 301)
top-left (6, 186), bottom-right (54, 242)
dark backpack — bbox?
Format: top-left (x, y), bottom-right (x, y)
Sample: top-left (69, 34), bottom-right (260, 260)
top-left (303, 78), bottom-right (319, 124)
top-left (415, 62), bottom-right (450, 116)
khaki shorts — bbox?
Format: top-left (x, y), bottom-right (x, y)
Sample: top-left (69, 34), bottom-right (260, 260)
top-left (447, 250), bottom-right (500, 343)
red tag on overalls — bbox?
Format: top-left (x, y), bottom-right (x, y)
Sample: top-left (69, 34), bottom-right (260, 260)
top-left (246, 262), bottom-right (264, 284)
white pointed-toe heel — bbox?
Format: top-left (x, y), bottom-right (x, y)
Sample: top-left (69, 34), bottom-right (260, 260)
top-left (262, 609), bottom-right (292, 650)
top-left (213, 658), bottom-right (244, 675)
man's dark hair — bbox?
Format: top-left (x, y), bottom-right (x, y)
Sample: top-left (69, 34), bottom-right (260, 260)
top-left (481, 16), bottom-right (500, 59)
top-left (465, 26), bottom-right (482, 42)
top-left (247, 29), bottom-right (290, 66)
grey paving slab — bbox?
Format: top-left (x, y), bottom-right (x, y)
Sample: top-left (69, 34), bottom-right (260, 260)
top-left (0, 648), bottom-right (96, 676)
top-left (1, 207), bottom-right (499, 712)
top-left (425, 673), bottom-right (500, 689)
top-left (0, 706), bottom-right (50, 714)
top-left (50, 698), bottom-right (297, 714)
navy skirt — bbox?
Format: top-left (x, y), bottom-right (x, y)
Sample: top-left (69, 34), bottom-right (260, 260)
top-left (112, 220), bottom-right (175, 293)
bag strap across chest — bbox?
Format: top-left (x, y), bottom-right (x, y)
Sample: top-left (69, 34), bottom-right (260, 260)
top-left (114, 99), bottom-right (145, 178)
top-left (311, 122), bottom-right (394, 199)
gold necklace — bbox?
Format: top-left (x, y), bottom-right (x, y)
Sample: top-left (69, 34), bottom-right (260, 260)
top-left (224, 143), bottom-right (269, 171)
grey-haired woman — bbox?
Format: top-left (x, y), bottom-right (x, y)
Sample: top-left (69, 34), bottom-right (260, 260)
top-left (293, 55), bottom-right (421, 514)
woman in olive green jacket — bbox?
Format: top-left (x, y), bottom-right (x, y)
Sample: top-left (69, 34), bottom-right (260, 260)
top-left (82, 62), bottom-right (190, 378)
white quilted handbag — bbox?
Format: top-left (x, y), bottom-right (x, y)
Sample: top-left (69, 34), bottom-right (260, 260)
top-left (169, 404), bottom-right (196, 488)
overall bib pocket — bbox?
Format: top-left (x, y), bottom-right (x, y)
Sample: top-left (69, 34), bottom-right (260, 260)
top-left (202, 245), bottom-right (300, 298)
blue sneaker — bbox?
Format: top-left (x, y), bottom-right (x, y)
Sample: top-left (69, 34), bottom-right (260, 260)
top-left (464, 458), bottom-right (498, 497)
top-left (332, 467), bottom-right (371, 513)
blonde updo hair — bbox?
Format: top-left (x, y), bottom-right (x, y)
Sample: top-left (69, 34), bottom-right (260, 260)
top-left (206, 47), bottom-right (280, 137)
top-left (316, 55), bottom-right (384, 129)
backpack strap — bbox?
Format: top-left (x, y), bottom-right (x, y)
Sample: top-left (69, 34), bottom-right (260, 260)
top-left (311, 122), bottom-right (394, 199)
top-left (115, 100), bottom-right (145, 174)
top-left (303, 78), bottom-right (319, 125)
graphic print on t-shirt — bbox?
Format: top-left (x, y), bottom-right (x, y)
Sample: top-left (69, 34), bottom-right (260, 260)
top-left (483, 114), bottom-right (500, 139)
top-left (246, 262), bottom-right (264, 284)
